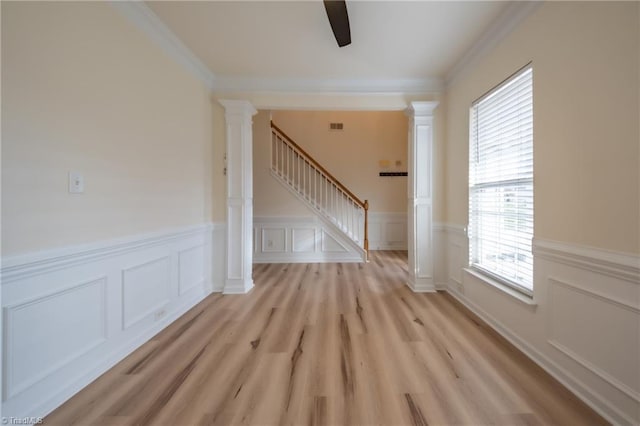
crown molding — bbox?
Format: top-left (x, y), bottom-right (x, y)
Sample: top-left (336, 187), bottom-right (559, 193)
top-left (212, 76), bottom-right (444, 95)
top-left (110, 1), bottom-right (216, 90)
top-left (445, 1), bottom-right (542, 87)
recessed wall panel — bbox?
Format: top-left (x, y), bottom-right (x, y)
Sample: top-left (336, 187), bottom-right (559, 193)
top-left (548, 278), bottom-right (640, 397)
top-left (178, 246), bottom-right (204, 295)
top-left (386, 222), bottom-right (406, 243)
top-left (262, 228), bottom-right (286, 252)
top-left (415, 205), bottom-right (432, 277)
top-left (122, 257), bottom-right (170, 329)
top-left (321, 231), bottom-right (347, 252)
top-left (5, 278), bottom-right (107, 398)
top-left (292, 228), bottom-right (315, 253)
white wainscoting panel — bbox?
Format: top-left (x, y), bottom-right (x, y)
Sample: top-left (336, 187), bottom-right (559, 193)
top-left (1, 223), bottom-right (223, 419)
top-left (4, 278), bottom-right (107, 400)
top-left (321, 230), bottom-right (348, 253)
top-left (437, 224), bottom-right (640, 425)
top-left (547, 277), bottom-right (640, 404)
top-left (368, 212), bottom-right (407, 250)
top-left (122, 256), bottom-right (171, 330)
top-left (211, 224), bottom-right (226, 292)
top-left (253, 216), bottom-right (363, 263)
top-left (261, 228), bottom-right (286, 253)
top-left (291, 228), bottom-right (316, 253)
top-left (179, 245), bottom-right (205, 296)
top-left (434, 223), bottom-right (466, 292)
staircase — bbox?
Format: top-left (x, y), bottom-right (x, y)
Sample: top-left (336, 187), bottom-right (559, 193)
top-left (270, 121), bottom-right (369, 261)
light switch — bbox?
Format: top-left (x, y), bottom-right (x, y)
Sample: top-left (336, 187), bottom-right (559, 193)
top-left (69, 171), bottom-right (84, 194)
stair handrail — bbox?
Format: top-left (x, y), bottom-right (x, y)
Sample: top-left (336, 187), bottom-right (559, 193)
top-left (270, 121), bottom-right (369, 259)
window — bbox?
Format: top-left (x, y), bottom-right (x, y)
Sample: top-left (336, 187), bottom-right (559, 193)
top-left (469, 64), bottom-right (533, 295)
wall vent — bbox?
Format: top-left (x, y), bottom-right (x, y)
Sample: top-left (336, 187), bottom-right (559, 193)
top-left (329, 122), bottom-right (344, 130)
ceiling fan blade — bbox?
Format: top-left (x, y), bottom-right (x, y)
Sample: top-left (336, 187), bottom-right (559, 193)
top-left (323, 0), bottom-right (351, 47)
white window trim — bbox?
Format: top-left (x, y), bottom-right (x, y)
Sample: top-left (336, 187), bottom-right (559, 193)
top-left (468, 62), bottom-right (534, 298)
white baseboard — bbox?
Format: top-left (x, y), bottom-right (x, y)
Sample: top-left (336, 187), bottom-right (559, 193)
top-left (438, 223), bottom-right (640, 425)
top-left (223, 278), bottom-right (254, 294)
top-left (406, 277), bottom-right (436, 293)
top-left (1, 223), bottom-right (224, 419)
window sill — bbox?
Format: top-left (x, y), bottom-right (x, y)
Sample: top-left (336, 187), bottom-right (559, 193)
top-left (463, 268), bottom-right (538, 309)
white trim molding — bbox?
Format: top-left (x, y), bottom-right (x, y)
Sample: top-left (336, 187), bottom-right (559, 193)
top-left (534, 238), bottom-right (640, 284)
top-left (2, 224), bottom-right (213, 283)
top-left (1, 223), bottom-right (223, 419)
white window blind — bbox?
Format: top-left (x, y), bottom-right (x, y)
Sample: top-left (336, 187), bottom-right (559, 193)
top-left (469, 64), bottom-right (533, 294)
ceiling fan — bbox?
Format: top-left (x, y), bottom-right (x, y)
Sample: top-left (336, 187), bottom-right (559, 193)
top-left (323, 0), bottom-right (351, 47)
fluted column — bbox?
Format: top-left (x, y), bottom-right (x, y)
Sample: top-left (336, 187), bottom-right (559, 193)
top-left (406, 101), bottom-right (439, 292)
top-left (219, 100), bottom-right (257, 294)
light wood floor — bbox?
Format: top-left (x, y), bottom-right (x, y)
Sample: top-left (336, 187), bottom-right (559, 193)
top-left (47, 251), bottom-right (606, 426)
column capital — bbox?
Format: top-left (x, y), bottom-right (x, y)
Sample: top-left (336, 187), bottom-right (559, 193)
top-left (406, 101), bottom-right (439, 118)
top-left (218, 99), bottom-right (257, 118)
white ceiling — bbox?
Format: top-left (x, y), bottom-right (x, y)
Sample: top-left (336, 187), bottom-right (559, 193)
top-left (146, 1), bottom-right (512, 89)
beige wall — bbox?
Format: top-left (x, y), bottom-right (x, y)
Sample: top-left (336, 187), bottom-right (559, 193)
top-left (267, 110), bottom-right (409, 215)
top-left (445, 1), bottom-right (639, 254)
top-left (2, 2), bottom-right (218, 255)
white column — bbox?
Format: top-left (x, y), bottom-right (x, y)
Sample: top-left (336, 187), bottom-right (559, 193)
top-left (219, 100), bottom-right (257, 294)
top-left (406, 101), bottom-right (439, 292)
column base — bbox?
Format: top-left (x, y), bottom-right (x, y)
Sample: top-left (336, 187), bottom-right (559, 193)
top-left (223, 278), bottom-right (254, 294)
top-left (406, 277), bottom-right (436, 293)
